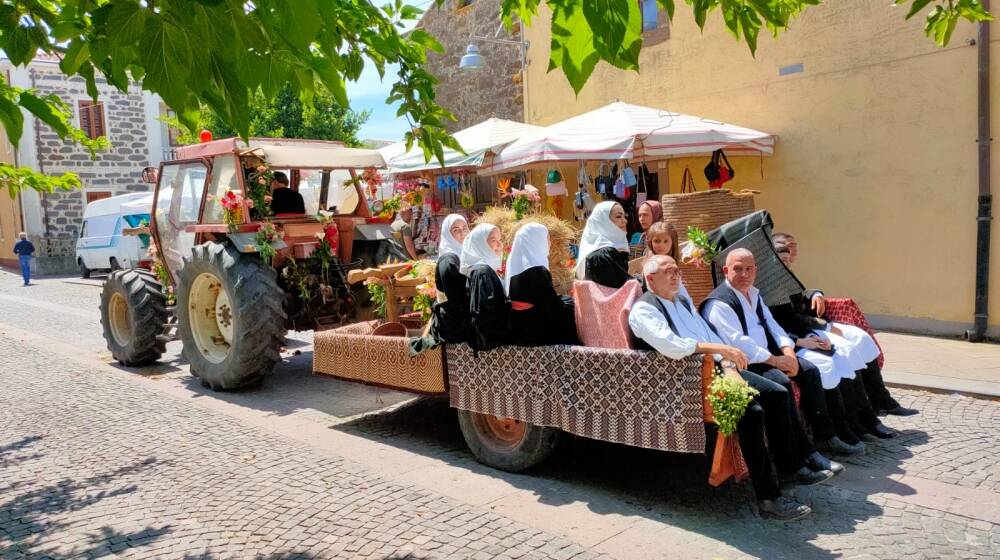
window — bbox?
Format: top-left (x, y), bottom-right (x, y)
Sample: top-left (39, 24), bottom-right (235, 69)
top-left (639, 0), bottom-right (670, 43)
top-left (85, 191), bottom-right (112, 204)
top-left (78, 100), bottom-right (106, 140)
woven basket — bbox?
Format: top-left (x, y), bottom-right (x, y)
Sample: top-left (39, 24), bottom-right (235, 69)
top-left (313, 320), bottom-right (446, 394)
top-left (662, 189), bottom-right (756, 304)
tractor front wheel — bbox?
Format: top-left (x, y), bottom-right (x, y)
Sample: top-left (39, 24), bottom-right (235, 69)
top-left (456, 410), bottom-right (560, 472)
top-left (177, 242), bottom-right (286, 390)
top-left (100, 269), bottom-right (167, 366)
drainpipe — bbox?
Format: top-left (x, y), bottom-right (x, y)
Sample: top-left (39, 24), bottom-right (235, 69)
top-left (970, 0), bottom-right (993, 342)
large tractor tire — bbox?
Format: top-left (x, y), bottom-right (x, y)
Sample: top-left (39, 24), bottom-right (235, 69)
top-left (177, 242), bottom-right (286, 390)
top-left (100, 269), bottom-right (168, 366)
top-left (456, 410), bottom-right (560, 472)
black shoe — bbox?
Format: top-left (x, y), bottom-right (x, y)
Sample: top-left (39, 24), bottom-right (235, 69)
top-left (759, 496), bottom-right (812, 520)
top-left (817, 436), bottom-right (866, 457)
top-left (806, 451), bottom-right (844, 475)
top-left (781, 466), bottom-right (834, 486)
top-left (870, 421), bottom-right (896, 439)
top-left (884, 406), bottom-right (918, 416)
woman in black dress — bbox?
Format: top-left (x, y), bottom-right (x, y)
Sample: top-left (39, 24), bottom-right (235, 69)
top-left (575, 201), bottom-right (632, 289)
top-left (460, 223), bottom-right (512, 350)
top-left (504, 223), bottom-right (577, 346)
top-left (429, 213), bottom-right (471, 344)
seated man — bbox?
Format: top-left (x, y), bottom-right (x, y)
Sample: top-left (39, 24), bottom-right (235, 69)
top-left (391, 206), bottom-right (418, 260)
top-left (269, 171), bottom-right (306, 215)
top-left (701, 249), bottom-right (865, 457)
top-left (772, 232), bottom-right (917, 416)
top-left (630, 255), bottom-right (841, 520)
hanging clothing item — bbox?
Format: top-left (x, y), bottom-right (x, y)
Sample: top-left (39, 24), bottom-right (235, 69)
top-left (503, 223), bottom-right (550, 294)
top-left (438, 214), bottom-right (467, 257)
top-left (575, 200), bottom-right (629, 280)
top-left (459, 224), bottom-right (502, 276)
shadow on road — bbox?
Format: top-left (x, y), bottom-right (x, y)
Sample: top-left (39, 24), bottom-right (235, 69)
top-left (331, 397), bottom-right (933, 559)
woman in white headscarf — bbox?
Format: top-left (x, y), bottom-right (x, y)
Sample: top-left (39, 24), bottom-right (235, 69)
top-left (576, 201), bottom-right (631, 288)
top-left (506, 223), bottom-right (577, 346)
top-left (461, 223), bottom-right (512, 350)
top-left (429, 214), bottom-right (471, 344)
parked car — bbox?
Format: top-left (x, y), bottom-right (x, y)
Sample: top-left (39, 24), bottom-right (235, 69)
top-left (77, 192), bottom-right (153, 278)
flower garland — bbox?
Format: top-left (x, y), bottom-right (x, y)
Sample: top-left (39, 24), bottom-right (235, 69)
top-left (394, 180), bottom-right (424, 207)
top-left (254, 222), bottom-right (282, 264)
top-left (147, 241), bottom-right (175, 306)
top-left (247, 165), bottom-right (274, 218)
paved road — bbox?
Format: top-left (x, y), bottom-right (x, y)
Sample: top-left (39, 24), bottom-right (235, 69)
top-left (1, 270), bottom-right (999, 559)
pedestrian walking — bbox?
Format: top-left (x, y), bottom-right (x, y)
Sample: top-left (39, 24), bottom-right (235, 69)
top-left (13, 232), bottom-right (35, 286)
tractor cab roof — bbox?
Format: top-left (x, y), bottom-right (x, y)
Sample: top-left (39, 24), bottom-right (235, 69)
top-left (174, 137), bottom-right (386, 170)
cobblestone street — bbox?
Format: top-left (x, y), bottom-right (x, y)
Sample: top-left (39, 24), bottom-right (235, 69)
top-left (1, 270), bottom-right (999, 559)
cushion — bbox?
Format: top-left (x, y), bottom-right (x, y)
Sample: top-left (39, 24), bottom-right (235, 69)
top-left (572, 279), bottom-right (643, 349)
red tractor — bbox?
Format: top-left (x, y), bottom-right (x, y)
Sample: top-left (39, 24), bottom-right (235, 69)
top-left (98, 138), bottom-right (406, 390)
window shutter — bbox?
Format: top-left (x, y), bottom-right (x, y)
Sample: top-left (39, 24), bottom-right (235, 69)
top-left (79, 100), bottom-right (92, 138)
top-left (93, 103), bottom-right (105, 138)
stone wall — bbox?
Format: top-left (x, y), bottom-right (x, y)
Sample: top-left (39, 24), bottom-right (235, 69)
top-left (28, 64), bottom-right (154, 259)
top-left (419, 0), bottom-right (523, 131)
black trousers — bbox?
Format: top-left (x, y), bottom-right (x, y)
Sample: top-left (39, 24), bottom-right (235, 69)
top-left (748, 358), bottom-right (836, 442)
top-left (839, 375), bottom-right (880, 435)
top-left (739, 370), bottom-right (810, 476)
top-left (860, 359), bottom-right (901, 411)
top-left (825, 385), bottom-right (861, 445)
top-left (735, 402), bottom-right (781, 501)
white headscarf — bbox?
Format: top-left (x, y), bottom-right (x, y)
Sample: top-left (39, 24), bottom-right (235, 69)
top-left (438, 214), bottom-right (467, 257)
top-left (460, 223), bottom-right (502, 276)
top-left (575, 201), bottom-right (629, 279)
top-left (503, 223), bottom-right (550, 295)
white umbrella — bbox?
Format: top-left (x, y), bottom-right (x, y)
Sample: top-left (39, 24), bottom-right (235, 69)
top-left (483, 102), bottom-right (776, 174)
top-left (385, 118), bottom-right (542, 175)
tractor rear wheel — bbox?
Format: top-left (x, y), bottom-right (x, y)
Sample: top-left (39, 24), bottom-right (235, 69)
top-left (177, 242), bottom-right (286, 390)
top-left (456, 410), bottom-right (560, 472)
top-left (100, 269), bottom-right (167, 366)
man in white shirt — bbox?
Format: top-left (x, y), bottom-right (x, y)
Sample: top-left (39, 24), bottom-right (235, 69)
top-left (630, 256), bottom-right (840, 520)
top-left (701, 249), bottom-right (865, 457)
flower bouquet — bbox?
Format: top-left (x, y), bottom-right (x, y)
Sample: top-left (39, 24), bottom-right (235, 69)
top-left (680, 226), bottom-right (719, 268)
top-left (706, 367), bottom-right (759, 436)
top-left (247, 165), bottom-right (273, 218)
top-left (254, 222), bottom-right (282, 264)
top-left (412, 282), bottom-right (436, 322)
top-left (220, 190), bottom-right (245, 232)
top-left (503, 187), bottom-right (541, 220)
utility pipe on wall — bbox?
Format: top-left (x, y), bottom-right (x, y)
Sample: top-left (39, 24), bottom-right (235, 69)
top-left (971, 0), bottom-right (994, 342)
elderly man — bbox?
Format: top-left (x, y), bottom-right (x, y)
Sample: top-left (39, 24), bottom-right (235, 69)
top-left (630, 255), bottom-right (842, 520)
top-left (701, 249), bottom-right (865, 457)
top-left (13, 232), bottom-right (35, 286)
top-left (772, 233), bottom-right (916, 417)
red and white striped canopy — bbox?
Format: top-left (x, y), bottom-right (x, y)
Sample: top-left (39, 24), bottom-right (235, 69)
top-left (483, 102), bottom-right (775, 174)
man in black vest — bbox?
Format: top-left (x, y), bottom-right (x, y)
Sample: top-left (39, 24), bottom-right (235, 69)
top-left (630, 255), bottom-right (841, 520)
top-left (701, 249), bottom-right (865, 457)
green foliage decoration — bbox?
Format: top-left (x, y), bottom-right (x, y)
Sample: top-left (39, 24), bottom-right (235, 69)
top-left (707, 366), bottom-right (759, 436)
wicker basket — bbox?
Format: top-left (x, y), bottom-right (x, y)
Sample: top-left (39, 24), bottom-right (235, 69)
top-left (313, 320), bottom-right (446, 394)
top-left (662, 189), bottom-right (756, 304)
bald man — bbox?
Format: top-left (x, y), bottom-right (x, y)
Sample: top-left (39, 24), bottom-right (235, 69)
top-left (700, 249), bottom-right (865, 458)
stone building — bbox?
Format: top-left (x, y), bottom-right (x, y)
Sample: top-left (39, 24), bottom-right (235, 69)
top-left (1, 56), bottom-right (169, 273)
top-left (417, 0), bottom-right (524, 131)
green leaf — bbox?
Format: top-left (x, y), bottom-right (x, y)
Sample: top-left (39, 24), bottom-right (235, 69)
top-left (657, 0), bottom-right (676, 20)
top-left (18, 92), bottom-right (71, 137)
top-left (906, 0), bottom-right (934, 20)
top-left (107, 1), bottom-right (149, 46)
top-left (60, 40), bottom-right (90, 75)
top-left (582, 0), bottom-right (642, 71)
top-left (139, 15), bottom-right (194, 109)
top-left (0, 93), bottom-right (24, 150)
top-left (280, 0), bottom-right (322, 51)
top-left (549, 1), bottom-right (602, 95)
top-left (409, 30), bottom-right (445, 54)
top-left (6, 25), bottom-right (36, 66)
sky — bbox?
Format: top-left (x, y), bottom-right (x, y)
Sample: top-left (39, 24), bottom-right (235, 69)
top-left (348, 1), bottom-right (435, 144)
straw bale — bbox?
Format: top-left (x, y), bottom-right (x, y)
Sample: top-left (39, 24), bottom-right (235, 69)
top-left (476, 207), bottom-right (580, 294)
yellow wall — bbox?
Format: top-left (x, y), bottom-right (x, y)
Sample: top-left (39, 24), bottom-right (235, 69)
top-left (0, 129), bottom-right (21, 264)
top-left (522, 1), bottom-right (999, 335)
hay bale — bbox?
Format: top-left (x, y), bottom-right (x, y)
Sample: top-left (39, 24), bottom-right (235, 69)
top-left (476, 208), bottom-right (580, 294)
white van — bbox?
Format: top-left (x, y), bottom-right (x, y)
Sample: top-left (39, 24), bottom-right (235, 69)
top-left (76, 192), bottom-right (154, 278)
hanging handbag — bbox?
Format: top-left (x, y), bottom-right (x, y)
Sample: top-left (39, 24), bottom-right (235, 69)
top-left (636, 166), bottom-right (648, 206)
top-left (704, 149), bottom-right (735, 189)
top-left (681, 166), bottom-right (697, 193)
top-left (594, 163), bottom-right (613, 194)
top-left (578, 162), bottom-right (591, 186)
top-left (612, 162), bottom-right (626, 199)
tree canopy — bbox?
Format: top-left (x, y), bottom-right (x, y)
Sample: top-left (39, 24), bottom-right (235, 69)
top-left (167, 84), bottom-right (371, 147)
top-left (0, 0), bottom-right (993, 197)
